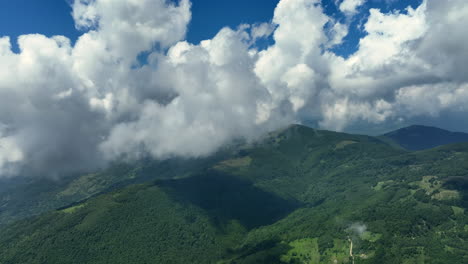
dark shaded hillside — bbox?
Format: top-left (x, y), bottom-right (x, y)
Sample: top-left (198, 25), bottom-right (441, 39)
top-left (382, 125), bottom-right (468, 151)
top-left (159, 172), bottom-right (300, 230)
top-left (1, 125), bottom-right (468, 263)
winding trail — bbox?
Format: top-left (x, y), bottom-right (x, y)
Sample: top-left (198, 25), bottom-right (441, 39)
top-left (348, 237), bottom-right (355, 264)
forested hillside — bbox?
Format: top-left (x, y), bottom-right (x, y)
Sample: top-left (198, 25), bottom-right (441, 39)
top-left (1, 125), bottom-right (467, 263)
top-left (0, 153), bottom-right (229, 227)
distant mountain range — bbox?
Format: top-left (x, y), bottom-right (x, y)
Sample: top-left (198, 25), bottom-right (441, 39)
top-left (382, 125), bottom-right (468, 151)
top-left (0, 125), bottom-right (467, 263)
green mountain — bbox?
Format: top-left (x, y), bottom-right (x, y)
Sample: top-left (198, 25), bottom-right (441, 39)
top-left (1, 125), bottom-right (467, 263)
top-left (0, 155), bottom-right (230, 227)
top-left (382, 125), bottom-right (468, 151)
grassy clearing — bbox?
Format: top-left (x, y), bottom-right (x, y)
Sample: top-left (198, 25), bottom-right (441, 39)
top-left (322, 239), bottom-right (351, 264)
top-left (281, 238), bottom-right (354, 264)
top-left (412, 176), bottom-right (460, 201)
top-left (214, 157), bottom-right (252, 169)
top-left (451, 206), bottom-right (464, 215)
top-left (418, 176), bottom-right (441, 194)
top-left (280, 238), bottom-right (320, 264)
top-left (61, 204), bottom-right (86, 214)
top-left (432, 190), bottom-right (460, 201)
top-left (373, 180), bottom-right (394, 191)
top-left (335, 140), bottom-right (358, 150)
top-left (360, 231), bottom-right (382, 242)
top-left (58, 173), bottom-right (102, 197)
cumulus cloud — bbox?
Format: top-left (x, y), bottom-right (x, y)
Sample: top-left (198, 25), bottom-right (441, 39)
top-left (321, 0), bottom-right (468, 130)
top-left (339, 0), bottom-right (367, 16)
top-left (101, 27), bottom-right (281, 160)
top-left (395, 83), bottom-right (468, 117)
top-left (250, 23), bottom-right (276, 42)
top-left (0, 0), bottom-right (192, 176)
top-left (0, 0), bottom-right (467, 177)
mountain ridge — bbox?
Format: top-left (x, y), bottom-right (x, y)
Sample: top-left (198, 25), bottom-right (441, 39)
top-left (1, 124), bottom-right (467, 263)
top-left (382, 124), bottom-right (468, 151)
top-left (1, 124), bottom-right (466, 228)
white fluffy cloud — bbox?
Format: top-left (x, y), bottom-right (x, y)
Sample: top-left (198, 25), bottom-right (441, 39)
top-left (339, 0), bottom-right (367, 15)
top-left (255, 0), bottom-right (329, 112)
top-left (0, 0), bottom-right (467, 177)
top-left (101, 27), bottom-right (281, 160)
top-left (321, 0), bottom-right (468, 130)
top-left (395, 83), bottom-right (468, 116)
top-left (0, 0), bottom-right (192, 176)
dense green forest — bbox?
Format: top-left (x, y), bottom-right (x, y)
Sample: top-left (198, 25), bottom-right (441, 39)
top-left (1, 125), bottom-right (467, 263)
top-left (0, 153), bottom-right (230, 227)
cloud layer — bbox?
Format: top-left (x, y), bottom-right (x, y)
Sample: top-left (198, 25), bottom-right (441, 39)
top-left (0, 0), bottom-right (467, 177)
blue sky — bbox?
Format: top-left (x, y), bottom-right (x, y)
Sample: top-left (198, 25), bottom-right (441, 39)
top-left (0, 0), bottom-right (78, 51)
top-left (0, 0), bottom-right (422, 57)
